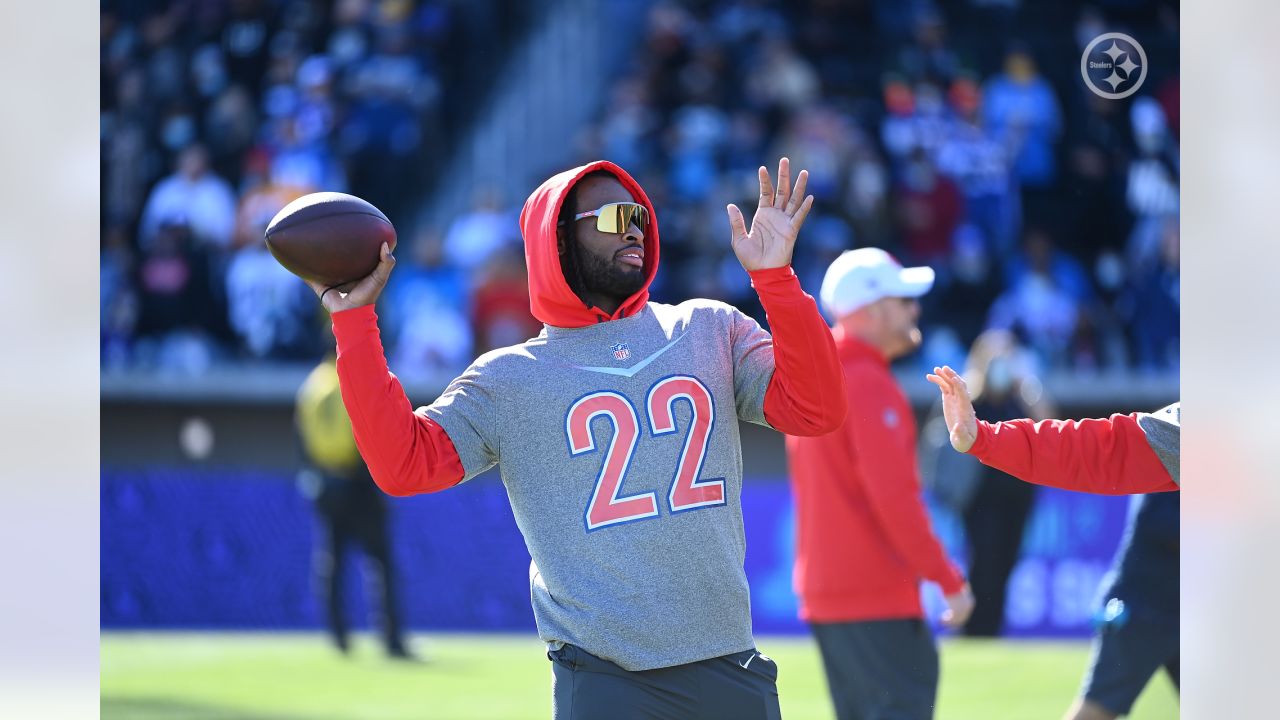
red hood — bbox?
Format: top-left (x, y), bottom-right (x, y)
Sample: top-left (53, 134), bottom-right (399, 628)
top-left (519, 160), bottom-right (660, 328)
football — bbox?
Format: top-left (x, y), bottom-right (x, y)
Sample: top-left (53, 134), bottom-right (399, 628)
top-left (264, 192), bottom-right (397, 287)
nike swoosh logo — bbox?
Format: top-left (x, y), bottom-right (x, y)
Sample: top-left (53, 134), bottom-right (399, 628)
top-left (573, 333), bottom-right (687, 378)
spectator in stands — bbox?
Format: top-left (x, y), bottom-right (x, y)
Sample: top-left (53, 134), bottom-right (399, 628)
top-left (882, 80), bottom-right (954, 170)
top-left (102, 67), bottom-right (155, 229)
top-left (293, 55), bottom-right (338, 148)
top-left (895, 148), bottom-right (964, 266)
top-left (1125, 97), bottom-right (1179, 273)
top-left (139, 144), bottom-right (238, 252)
top-left (745, 36), bottom-right (820, 111)
top-left (268, 116), bottom-right (347, 197)
top-left (985, 275), bottom-right (1077, 369)
top-left (880, 77), bottom-right (918, 164)
top-left (924, 224), bottom-right (1002, 349)
top-left (1061, 91), bottom-right (1131, 262)
top-left (936, 77), bottom-right (1017, 257)
top-left (469, 245), bottom-right (542, 354)
top-left (896, 9), bottom-right (962, 84)
top-left (231, 149), bottom-right (306, 250)
top-left (842, 131), bottom-right (894, 250)
top-left (724, 107), bottom-right (769, 177)
top-left (598, 79), bottom-right (659, 173)
top-left (225, 239), bottom-right (316, 360)
top-left (133, 218), bottom-right (224, 374)
top-left (1119, 216), bottom-right (1179, 370)
top-left (710, 0), bottom-right (786, 46)
top-left (1003, 227), bottom-right (1093, 304)
top-left (773, 106), bottom-right (855, 204)
top-left (983, 47), bottom-right (1061, 215)
top-left (204, 83), bottom-right (259, 181)
top-left (341, 23), bottom-right (436, 221)
top-left (135, 219), bottom-right (209, 337)
top-left (666, 99), bottom-right (729, 203)
top-left (987, 230), bottom-right (1084, 368)
top-left (443, 186), bottom-right (517, 273)
top-left (219, 0), bottom-right (275, 98)
top-left (382, 229), bottom-right (474, 384)
top-left (871, 0), bottom-right (935, 40)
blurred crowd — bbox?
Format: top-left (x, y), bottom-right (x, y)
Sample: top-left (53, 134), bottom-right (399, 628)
top-left (101, 0), bottom-right (1180, 381)
top-left (573, 0), bottom-right (1180, 377)
top-left (100, 0), bottom-right (527, 377)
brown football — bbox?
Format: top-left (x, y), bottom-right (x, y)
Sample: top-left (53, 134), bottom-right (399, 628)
top-left (264, 192), bottom-right (397, 287)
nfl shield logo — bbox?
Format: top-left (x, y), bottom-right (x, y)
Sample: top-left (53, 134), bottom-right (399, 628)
top-left (611, 342), bottom-right (631, 361)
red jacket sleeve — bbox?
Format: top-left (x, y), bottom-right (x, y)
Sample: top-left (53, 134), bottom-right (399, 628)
top-left (332, 304), bottom-right (465, 496)
top-left (968, 414), bottom-right (1178, 495)
top-left (848, 375), bottom-right (966, 595)
top-left (749, 266), bottom-right (847, 436)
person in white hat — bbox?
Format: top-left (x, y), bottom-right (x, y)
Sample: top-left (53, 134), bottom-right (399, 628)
top-left (786, 247), bottom-right (974, 720)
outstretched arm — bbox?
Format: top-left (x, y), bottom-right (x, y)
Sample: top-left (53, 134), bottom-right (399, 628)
top-left (926, 365), bottom-right (1177, 494)
top-left (308, 244), bottom-right (466, 496)
top-left (729, 159), bottom-right (845, 436)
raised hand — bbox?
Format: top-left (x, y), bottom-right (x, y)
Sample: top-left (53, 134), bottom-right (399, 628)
top-left (925, 365), bottom-right (980, 453)
top-left (726, 157), bottom-right (815, 272)
top-left (305, 242), bottom-right (397, 314)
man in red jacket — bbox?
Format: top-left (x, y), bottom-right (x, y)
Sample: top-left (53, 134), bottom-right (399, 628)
top-left (786, 248), bottom-right (973, 720)
top-left (925, 365), bottom-right (1179, 493)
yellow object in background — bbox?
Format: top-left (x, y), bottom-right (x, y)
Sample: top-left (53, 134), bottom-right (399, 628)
top-left (296, 359), bottom-right (361, 474)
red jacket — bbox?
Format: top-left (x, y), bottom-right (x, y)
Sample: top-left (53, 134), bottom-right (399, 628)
top-left (333, 160), bottom-right (845, 497)
top-left (785, 328), bottom-right (965, 623)
top-left (968, 414), bottom-right (1179, 494)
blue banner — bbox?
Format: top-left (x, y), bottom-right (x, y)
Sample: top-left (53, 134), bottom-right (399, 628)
top-left (743, 482), bottom-right (1133, 637)
top-left (103, 469), bottom-right (1131, 637)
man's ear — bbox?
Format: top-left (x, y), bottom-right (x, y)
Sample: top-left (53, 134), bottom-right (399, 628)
top-left (556, 226), bottom-right (567, 256)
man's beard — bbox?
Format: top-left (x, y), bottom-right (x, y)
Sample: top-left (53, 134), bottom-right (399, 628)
top-left (574, 243), bottom-right (646, 301)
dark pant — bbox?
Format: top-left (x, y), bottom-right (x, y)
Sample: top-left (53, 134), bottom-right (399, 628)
top-left (313, 477), bottom-right (405, 654)
top-left (962, 471), bottom-right (1037, 636)
top-left (1081, 616), bottom-right (1180, 715)
top-left (548, 643), bottom-right (781, 720)
top-left (811, 619), bottom-right (939, 720)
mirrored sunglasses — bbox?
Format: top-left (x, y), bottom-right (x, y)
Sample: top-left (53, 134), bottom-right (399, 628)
top-left (563, 202), bottom-right (649, 234)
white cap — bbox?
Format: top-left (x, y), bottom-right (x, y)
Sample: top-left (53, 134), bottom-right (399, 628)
top-left (819, 248), bottom-right (935, 317)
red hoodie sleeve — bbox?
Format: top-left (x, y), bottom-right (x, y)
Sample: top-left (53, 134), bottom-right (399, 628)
top-left (749, 266), bottom-right (846, 436)
top-left (968, 414), bottom-right (1178, 495)
top-left (331, 305), bottom-right (465, 496)
top-left (848, 373), bottom-right (966, 595)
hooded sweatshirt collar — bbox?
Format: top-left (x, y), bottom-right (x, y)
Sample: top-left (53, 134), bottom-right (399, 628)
top-left (519, 161), bottom-right (660, 328)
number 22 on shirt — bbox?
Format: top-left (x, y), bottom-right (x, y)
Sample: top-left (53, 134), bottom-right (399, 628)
top-left (565, 375), bottom-right (725, 531)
